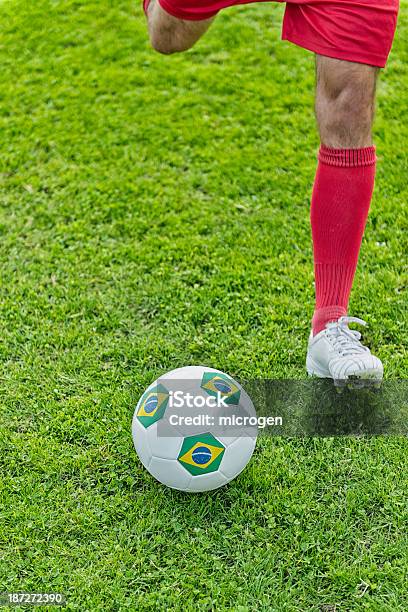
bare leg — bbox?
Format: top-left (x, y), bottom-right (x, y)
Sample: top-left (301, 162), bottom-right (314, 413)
top-left (146, 0), bottom-right (214, 54)
top-left (315, 55), bottom-right (378, 148)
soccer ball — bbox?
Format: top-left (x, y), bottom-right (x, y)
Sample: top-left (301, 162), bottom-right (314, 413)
top-left (132, 366), bottom-right (257, 492)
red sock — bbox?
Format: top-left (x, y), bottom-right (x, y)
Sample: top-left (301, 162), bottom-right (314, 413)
top-left (311, 146), bottom-right (376, 335)
top-left (143, 0), bottom-right (151, 15)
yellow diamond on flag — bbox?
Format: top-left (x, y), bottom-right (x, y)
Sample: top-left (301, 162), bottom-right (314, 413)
top-left (179, 442), bottom-right (224, 469)
top-left (137, 391), bottom-right (168, 418)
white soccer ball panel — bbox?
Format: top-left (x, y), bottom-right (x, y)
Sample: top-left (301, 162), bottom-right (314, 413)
top-left (186, 471), bottom-right (229, 492)
top-left (239, 386), bottom-right (257, 418)
top-left (148, 457), bottom-right (192, 491)
top-left (147, 422), bottom-right (184, 460)
top-left (216, 435), bottom-right (239, 446)
top-left (132, 415), bottom-right (151, 469)
top-left (157, 365), bottom-right (222, 382)
top-left (220, 436), bottom-right (256, 480)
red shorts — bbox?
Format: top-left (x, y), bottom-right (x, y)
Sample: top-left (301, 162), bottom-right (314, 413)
top-left (157, 0), bottom-right (400, 68)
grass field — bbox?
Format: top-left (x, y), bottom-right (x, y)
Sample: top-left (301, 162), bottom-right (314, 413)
top-left (1, 0), bottom-right (407, 610)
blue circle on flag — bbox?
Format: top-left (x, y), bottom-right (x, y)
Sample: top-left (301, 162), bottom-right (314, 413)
top-left (192, 446), bottom-right (212, 465)
top-left (214, 379), bottom-right (231, 394)
top-left (144, 395), bottom-right (158, 414)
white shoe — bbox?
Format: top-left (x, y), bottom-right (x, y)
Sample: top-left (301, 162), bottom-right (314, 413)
top-left (306, 316), bottom-right (383, 384)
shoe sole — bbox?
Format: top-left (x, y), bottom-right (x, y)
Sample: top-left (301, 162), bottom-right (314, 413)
top-left (306, 355), bottom-right (383, 388)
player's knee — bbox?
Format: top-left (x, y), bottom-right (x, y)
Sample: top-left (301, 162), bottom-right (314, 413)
top-left (148, 17), bottom-right (194, 55)
top-left (150, 31), bottom-right (177, 54)
top-left (335, 94), bottom-right (372, 136)
top-left (317, 81), bottom-right (374, 146)
top-left (150, 31), bottom-right (191, 55)
top-left (151, 39), bottom-right (176, 55)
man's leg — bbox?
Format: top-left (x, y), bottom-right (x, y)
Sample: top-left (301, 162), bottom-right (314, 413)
top-left (145, 0), bottom-right (214, 54)
top-left (315, 55), bottom-right (377, 148)
top-left (311, 55), bottom-right (378, 335)
top-left (307, 55), bottom-right (383, 382)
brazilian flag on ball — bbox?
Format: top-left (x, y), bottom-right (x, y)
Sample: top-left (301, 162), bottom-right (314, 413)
top-left (178, 433), bottom-right (225, 476)
top-left (136, 383), bottom-right (169, 428)
top-left (201, 372), bottom-right (241, 405)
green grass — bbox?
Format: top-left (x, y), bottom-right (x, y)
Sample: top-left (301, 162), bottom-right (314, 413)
top-left (0, 0), bottom-right (407, 609)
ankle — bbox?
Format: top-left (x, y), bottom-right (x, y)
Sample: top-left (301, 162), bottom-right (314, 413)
top-left (312, 305), bottom-right (347, 336)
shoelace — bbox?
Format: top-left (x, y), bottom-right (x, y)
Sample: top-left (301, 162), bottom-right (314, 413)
top-left (326, 316), bottom-right (370, 357)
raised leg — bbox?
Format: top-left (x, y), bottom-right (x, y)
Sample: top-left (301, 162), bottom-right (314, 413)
top-left (145, 0), bottom-right (214, 54)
